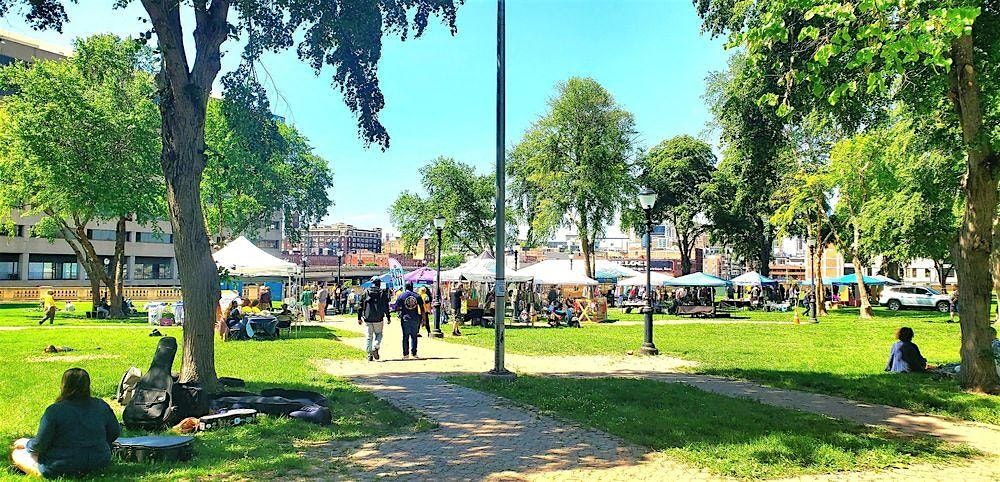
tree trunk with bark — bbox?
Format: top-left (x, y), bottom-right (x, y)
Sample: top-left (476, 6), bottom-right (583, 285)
top-left (949, 34), bottom-right (1000, 393)
top-left (852, 259), bottom-right (874, 319)
top-left (142, 0), bottom-right (231, 390)
top-left (932, 259), bottom-right (951, 293)
top-left (757, 231), bottom-right (772, 277)
top-left (108, 217), bottom-right (127, 318)
top-left (814, 203), bottom-right (827, 316)
top-left (580, 234), bottom-right (595, 280)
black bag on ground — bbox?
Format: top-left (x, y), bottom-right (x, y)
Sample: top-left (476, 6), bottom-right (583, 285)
top-left (113, 436), bottom-right (194, 463)
top-left (209, 395), bottom-right (305, 416)
top-left (289, 404), bottom-right (332, 426)
top-left (123, 337), bottom-right (178, 430)
top-left (259, 388), bottom-right (328, 407)
top-left (171, 382), bottom-right (209, 420)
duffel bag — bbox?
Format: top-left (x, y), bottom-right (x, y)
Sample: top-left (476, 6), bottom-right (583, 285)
top-left (210, 395), bottom-right (305, 417)
top-left (259, 388), bottom-right (328, 407)
top-left (113, 436), bottom-right (194, 463)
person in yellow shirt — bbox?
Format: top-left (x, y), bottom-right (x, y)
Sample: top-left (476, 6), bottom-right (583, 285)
top-left (39, 290), bottom-right (58, 325)
top-left (418, 286), bottom-right (432, 336)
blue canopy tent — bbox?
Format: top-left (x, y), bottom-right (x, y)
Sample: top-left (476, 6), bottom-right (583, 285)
top-left (828, 273), bottom-right (899, 286)
top-left (665, 272), bottom-right (731, 287)
top-left (730, 271), bottom-right (779, 287)
top-left (361, 272), bottom-right (399, 289)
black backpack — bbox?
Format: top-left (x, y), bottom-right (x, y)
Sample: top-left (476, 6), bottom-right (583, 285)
top-left (123, 337), bottom-right (178, 430)
top-left (362, 288), bottom-right (385, 322)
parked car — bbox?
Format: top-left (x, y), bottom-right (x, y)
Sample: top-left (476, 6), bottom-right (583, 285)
top-left (879, 285), bottom-right (951, 312)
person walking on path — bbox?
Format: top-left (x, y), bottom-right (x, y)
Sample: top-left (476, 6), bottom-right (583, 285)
top-left (949, 289), bottom-right (959, 322)
top-left (418, 286), bottom-right (432, 336)
top-left (396, 283), bottom-right (425, 359)
top-left (451, 285), bottom-right (464, 336)
top-left (299, 285), bottom-right (314, 323)
top-left (316, 283), bottom-right (329, 322)
top-left (38, 290), bottom-right (58, 325)
top-left (358, 278), bottom-right (391, 361)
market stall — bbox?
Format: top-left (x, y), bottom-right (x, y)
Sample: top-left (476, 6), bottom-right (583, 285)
top-left (214, 236), bottom-right (300, 304)
top-left (665, 272), bottom-right (732, 317)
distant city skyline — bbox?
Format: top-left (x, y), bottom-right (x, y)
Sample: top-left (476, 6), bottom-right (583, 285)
top-left (0, 0), bottom-right (731, 236)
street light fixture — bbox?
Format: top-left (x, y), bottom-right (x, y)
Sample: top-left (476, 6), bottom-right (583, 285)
top-left (638, 187), bottom-right (659, 356)
top-left (433, 215), bottom-right (446, 338)
top-left (336, 249), bottom-right (345, 286)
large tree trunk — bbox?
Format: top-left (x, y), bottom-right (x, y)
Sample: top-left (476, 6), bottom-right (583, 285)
top-left (852, 257), bottom-right (874, 319)
top-left (143, 0), bottom-right (230, 389)
top-left (932, 259), bottom-right (951, 293)
top-left (949, 34), bottom-right (1000, 393)
top-left (580, 234), bottom-right (595, 279)
top-left (814, 203), bottom-right (827, 316)
top-left (757, 231), bottom-right (771, 277)
top-left (108, 217), bottom-right (128, 318)
top-left (676, 231), bottom-right (693, 275)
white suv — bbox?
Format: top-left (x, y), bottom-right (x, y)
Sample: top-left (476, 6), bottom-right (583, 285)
top-left (879, 286), bottom-right (952, 312)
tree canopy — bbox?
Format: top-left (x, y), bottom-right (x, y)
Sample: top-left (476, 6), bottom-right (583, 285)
top-left (0, 34), bottom-right (162, 314)
top-left (509, 77), bottom-right (638, 279)
top-left (390, 156), bottom-right (510, 257)
top-left (623, 135), bottom-right (716, 275)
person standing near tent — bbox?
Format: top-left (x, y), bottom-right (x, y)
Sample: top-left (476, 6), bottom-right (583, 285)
top-left (358, 278), bottom-right (391, 361)
top-left (396, 283), bottom-right (424, 359)
top-left (451, 284), bottom-right (464, 336)
top-left (299, 285), bottom-right (314, 323)
top-left (316, 283), bottom-right (329, 322)
top-left (418, 286), bottom-right (432, 336)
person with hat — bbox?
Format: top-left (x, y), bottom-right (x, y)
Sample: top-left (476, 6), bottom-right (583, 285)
top-left (395, 282), bottom-right (425, 359)
top-left (357, 277), bottom-right (391, 361)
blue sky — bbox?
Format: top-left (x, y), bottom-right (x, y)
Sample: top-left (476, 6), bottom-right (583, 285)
top-left (1, 0), bottom-right (730, 235)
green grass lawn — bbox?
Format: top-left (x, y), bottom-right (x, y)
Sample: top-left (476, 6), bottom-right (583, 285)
top-left (445, 307), bottom-right (1000, 424)
top-left (0, 320), bottom-right (419, 480)
top-left (453, 376), bottom-right (975, 479)
top-left (0, 302), bottom-right (148, 327)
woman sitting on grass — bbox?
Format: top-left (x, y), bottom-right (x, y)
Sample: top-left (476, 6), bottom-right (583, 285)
top-left (885, 327), bottom-right (928, 373)
top-left (11, 368), bottom-right (121, 478)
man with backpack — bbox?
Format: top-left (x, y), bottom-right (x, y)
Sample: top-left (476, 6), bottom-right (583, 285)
top-left (357, 278), bottom-right (391, 361)
top-left (395, 283), bottom-right (425, 359)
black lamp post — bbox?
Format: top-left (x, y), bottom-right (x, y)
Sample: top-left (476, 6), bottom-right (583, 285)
top-left (638, 187), bottom-right (659, 356)
top-left (336, 249), bottom-right (344, 286)
top-left (433, 216), bottom-right (446, 338)
top-left (513, 244), bottom-right (520, 271)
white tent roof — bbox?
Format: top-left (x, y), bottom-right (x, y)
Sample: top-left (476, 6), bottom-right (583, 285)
top-left (517, 259), bottom-right (641, 281)
top-left (514, 259), bottom-right (599, 286)
top-left (618, 271), bottom-right (675, 287)
top-left (441, 252), bottom-right (532, 283)
top-left (213, 236), bottom-right (300, 278)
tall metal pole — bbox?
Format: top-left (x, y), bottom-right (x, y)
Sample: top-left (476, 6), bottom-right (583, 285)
top-left (488, 0), bottom-right (514, 379)
top-left (337, 255), bottom-right (342, 286)
top-left (640, 208), bottom-right (658, 355)
top-left (433, 227), bottom-right (444, 337)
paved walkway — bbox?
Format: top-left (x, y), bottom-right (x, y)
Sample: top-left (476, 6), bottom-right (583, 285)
top-left (311, 316), bottom-right (1000, 480)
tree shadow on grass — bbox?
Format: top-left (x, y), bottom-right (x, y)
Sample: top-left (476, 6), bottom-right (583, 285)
top-left (701, 367), bottom-right (1000, 425)
top-left (461, 376), bottom-right (978, 480)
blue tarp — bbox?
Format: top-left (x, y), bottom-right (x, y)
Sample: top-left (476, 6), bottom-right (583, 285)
top-left (665, 272), bottom-right (731, 287)
top-left (827, 273), bottom-right (898, 286)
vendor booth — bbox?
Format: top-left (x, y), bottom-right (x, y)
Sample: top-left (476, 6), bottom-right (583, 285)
top-left (214, 236), bottom-right (300, 304)
top-left (665, 272), bottom-right (731, 317)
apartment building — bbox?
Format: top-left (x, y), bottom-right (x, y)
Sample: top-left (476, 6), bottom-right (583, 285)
top-left (300, 223), bottom-right (382, 255)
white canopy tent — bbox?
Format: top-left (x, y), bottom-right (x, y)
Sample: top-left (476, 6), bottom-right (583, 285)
top-left (441, 251), bottom-right (533, 283)
top-left (213, 236), bottom-right (301, 278)
top-left (514, 259), bottom-right (599, 286)
top-left (618, 271), bottom-right (675, 287)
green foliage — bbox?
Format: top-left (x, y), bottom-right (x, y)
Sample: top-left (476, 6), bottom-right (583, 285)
top-left (0, 34), bottom-right (163, 232)
top-left (622, 135), bottom-right (716, 273)
top-left (457, 376), bottom-right (974, 479)
top-left (446, 307), bottom-right (1000, 424)
top-left (390, 156), bottom-right (510, 256)
top-left (509, 77), bottom-right (638, 274)
top-left (703, 54), bottom-right (791, 272)
top-left (203, 99), bottom-right (333, 246)
top-left (0, 323), bottom-right (424, 480)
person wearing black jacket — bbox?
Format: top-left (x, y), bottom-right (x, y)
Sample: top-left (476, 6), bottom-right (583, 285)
top-left (357, 278), bottom-right (391, 361)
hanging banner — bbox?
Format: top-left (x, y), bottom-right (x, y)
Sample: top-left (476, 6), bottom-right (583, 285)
top-left (388, 258), bottom-right (406, 290)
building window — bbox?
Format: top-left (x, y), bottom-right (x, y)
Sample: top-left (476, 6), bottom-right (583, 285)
top-left (0, 253), bottom-right (19, 280)
top-left (255, 240), bottom-right (279, 250)
top-left (28, 255), bottom-right (78, 280)
top-left (1, 225), bottom-right (24, 237)
top-left (134, 257), bottom-right (173, 280)
top-left (136, 232), bottom-right (173, 244)
top-left (87, 229), bottom-right (118, 241)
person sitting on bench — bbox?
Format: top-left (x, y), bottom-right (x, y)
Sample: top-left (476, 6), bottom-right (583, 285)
top-left (11, 368), bottom-right (121, 478)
